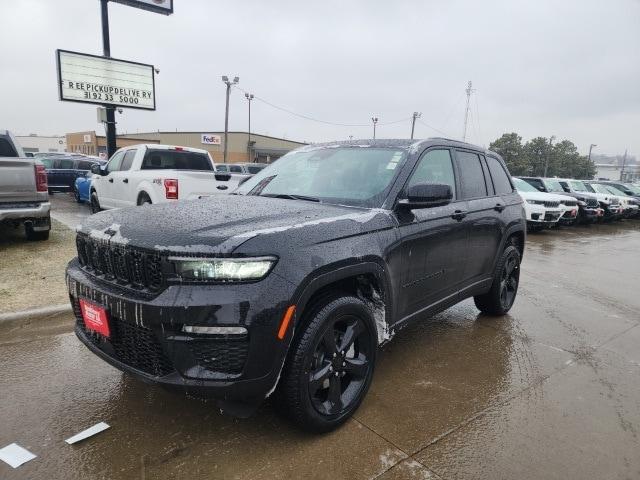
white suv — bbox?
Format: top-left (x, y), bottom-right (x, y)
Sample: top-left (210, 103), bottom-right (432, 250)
top-left (513, 177), bottom-right (567, 230)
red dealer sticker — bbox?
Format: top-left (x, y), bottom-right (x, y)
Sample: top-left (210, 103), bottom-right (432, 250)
top-left (79, 299), bottom-right (110, 338)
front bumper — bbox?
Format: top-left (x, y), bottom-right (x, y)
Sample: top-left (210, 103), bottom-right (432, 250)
top-left (66, 259), bottom-right (295, 402)
top-left (0, 201), bottom-right (50, 223)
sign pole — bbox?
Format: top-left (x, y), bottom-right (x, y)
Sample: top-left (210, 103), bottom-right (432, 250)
top-left (100, 0), bottom-right (117, 159)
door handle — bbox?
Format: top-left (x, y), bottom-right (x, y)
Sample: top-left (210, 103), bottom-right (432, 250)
top-left (451, 209), bottom-right (467, 221)
top-left (108, 178), bottom-right (114, 183)
top-left (122, 178), bottom-right (128, 183)
top-left (494, 203), bottom-right (505, 212)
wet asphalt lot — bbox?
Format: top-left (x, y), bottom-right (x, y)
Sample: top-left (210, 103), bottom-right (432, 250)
top-left (1, 196), bottom-right (640, 479)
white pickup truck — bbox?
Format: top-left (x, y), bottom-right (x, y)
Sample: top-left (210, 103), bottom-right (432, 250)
top-left (89, 144), bottom-right (241, 212)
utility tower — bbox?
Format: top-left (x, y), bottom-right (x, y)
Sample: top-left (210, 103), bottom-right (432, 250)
top-left (462, 81), bottom-right (473, 141)
top-left (620, 149), bottom-right (628, 181)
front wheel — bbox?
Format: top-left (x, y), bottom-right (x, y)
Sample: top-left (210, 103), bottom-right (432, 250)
top-left (277, 295), bottom-right (377, 432)
top-left (90, 192), bottom-right (101, 214)
top-left (474, 245), bottom-right (521, 315)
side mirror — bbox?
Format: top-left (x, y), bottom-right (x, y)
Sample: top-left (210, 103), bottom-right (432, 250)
top-left (398, 183), bottom-right (453, 209)
top-left (214, 173), bottom-right (231, 182)
top-left (91, 164), bottom-right (104, 175)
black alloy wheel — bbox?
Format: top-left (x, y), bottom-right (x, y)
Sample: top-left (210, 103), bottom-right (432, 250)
top-left (474, 245), bottom-right (521, 315)
top-left (307, 314), bottom-right (373, 416)
top-left (277, 295), bottom-right (377, 432)
top-left (499, 252), bottom-right (519, 311)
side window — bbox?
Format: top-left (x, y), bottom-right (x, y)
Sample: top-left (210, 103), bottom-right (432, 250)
top-left (407, 149), bottom-right (456, 198)
top-left (229, 165), bottom-right (243, 173)
top-left (77, 160), bottom-right (93, 171)
top-left (40, 158), bottom-right (53, 169)
top-left (107, 151), bottom-right (125, 172)
top-left (485, 156), bottom-right (513, 195)
top-left (455, 151), bottom-right (488, 199)
top-left (216, 165), bottom-right (228, 172)
top-left (57, 159), bottom-right (74, 169)
top-left (120, 150), bottom-right (136, 171)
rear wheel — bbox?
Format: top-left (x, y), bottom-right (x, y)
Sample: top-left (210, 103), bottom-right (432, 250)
top-left (90, 192), bottom-right (101, 214)
top-left (25, 215), bottom-right (50, 241)
top-left (474, 245), bottom-right (521, 315)
top-left (137, 193), bottom-right (152, 206)
top-left (278, 295), bottom-right (377, 432)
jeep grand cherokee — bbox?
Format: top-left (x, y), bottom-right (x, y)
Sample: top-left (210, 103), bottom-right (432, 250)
top-left (66, 138), bottom-right (526, 432)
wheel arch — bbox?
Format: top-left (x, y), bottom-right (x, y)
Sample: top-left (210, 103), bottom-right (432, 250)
top-left (291, 260), bottom-right (394, 346)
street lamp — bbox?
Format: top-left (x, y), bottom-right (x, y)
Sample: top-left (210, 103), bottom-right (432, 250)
top-left (245, 92), bottom-right (254, 162)
top-left (588, 143), bottom-right (597, 162)
top-left (371, 117), bottom-right (379, 139)
top-left (411, 112), bottom-right (422, 140)
top-left (543, 135), bottom-right (556, 177)
top-left (221, 75), bottom-right (239, 164)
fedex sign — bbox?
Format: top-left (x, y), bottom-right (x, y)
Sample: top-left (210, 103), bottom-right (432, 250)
top-left (201, 134), bottom-right (221, 145)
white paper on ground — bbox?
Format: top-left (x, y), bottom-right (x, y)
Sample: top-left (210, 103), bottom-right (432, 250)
top-left (65, 422), bottom-right (110, 444)
top-left (0, 443), bottom-right (37, 468)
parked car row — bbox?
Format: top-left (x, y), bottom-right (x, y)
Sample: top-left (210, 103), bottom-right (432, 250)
top-left (515, 176), bottom-right (640, 231)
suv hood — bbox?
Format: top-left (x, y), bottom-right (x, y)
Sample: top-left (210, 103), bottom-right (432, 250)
top-left (517, 191), bottom-right (568, 203)
top-left (78, 195), bottom-right (393, 254)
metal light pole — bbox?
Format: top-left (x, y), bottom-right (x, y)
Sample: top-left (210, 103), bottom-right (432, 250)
top-left (543, 135), bottom-right (556, 177)
top-left (371, 117), bottom-right (379, 139)
top-left (410, 112), bottom-right (421, 140)
top-left (100, 0), bottom-right (117, 159)
top-left (245, 92), bottom-right (254, 162)
top-left (588, 143), bottom-right (597, 163)
top-left (222, 76), bottom-right (239, 164)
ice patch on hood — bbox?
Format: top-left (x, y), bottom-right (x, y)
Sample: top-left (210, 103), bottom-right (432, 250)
top-left (153, 244), bottom-right (228, 254)
top-left (232, 209), bottom-right (386, 240)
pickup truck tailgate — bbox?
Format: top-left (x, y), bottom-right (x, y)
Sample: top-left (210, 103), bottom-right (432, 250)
top-left (0, 158), bottom-right (40, 203)
top-left (165, 171), bottom-right (242, 199)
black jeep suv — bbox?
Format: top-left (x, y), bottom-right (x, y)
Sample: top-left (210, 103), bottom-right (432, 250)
top-left (66, 139), bottom-right (526, 432)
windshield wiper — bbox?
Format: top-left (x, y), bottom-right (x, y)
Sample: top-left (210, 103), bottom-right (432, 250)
top-left (259, 193), bottom-right (320, 202)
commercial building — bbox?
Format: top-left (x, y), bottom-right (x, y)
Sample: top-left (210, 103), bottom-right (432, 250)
top-left (66, 131), bottom-right (159, 157)
top-left (595, 163), bottom-right (640, 182)
top-left (65, 130), bottom-right (306, 163)
top-left (15, 134), bottom-right (67, 156)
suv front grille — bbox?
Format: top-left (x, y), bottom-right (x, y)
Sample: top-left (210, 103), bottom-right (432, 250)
top-left (586, 198), bottom-right (599, 207)
top-left (561, 200), bottom-right (577, 207)
top-left (188, 339), bottom-right (249, 374)
top-left (543, 201), bottom-right (560, 208)
top-left (76, 234), bottom-right (163, 292)
top-left (72, 297), bottom-right (174, 377)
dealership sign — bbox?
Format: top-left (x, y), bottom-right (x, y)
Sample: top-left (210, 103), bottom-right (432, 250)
top-left (201, 134), bottom-right (222, 145)
top-left (56, 50), bottom-right (156, 110)
top-left (110, 0), bottom-right (173, 15)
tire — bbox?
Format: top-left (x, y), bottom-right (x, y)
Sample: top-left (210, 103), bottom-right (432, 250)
top-left (474, 245), bottom-right (521, 315)
top-left (90, 191), bottom-right (101, 214)
top-left (25, 216), bottom-right (50, 241)
top-left (137, 193), bottom-right (152, 206)
top-left (277, 295), bottom-right (377, 432)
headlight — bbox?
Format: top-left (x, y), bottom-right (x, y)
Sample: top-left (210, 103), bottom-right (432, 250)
top-left (526, 199), bottom-right (541, 205)
top-left (170, 256), bottom-right (277, 282)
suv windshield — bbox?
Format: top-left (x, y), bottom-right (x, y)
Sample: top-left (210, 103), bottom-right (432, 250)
top-left (235, 147), bottom-right (407, 208)
top-left (513, 177), bottom-right (538, 193)
top-left (141, 149), bottom-right (213, 171)
top-left (590, 183), bottom-right (613, 195)
top-left (544, 178), bottom-right (565, 192)
top-left (624, 183), bottom-right (640, 194)
top-left (568, 180), bottom-right (591, 192)
top-left (604, 185), bottom-right (627, 196)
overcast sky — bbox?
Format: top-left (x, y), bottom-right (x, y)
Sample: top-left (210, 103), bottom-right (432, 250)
top-left (2, 0), bottom-right (639, 157)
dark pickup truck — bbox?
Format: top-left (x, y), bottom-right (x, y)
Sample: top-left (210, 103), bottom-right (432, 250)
top-left (0, 130), bottom-right (51, 240)
top-left (39, 155), bottom-right (104, 193)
